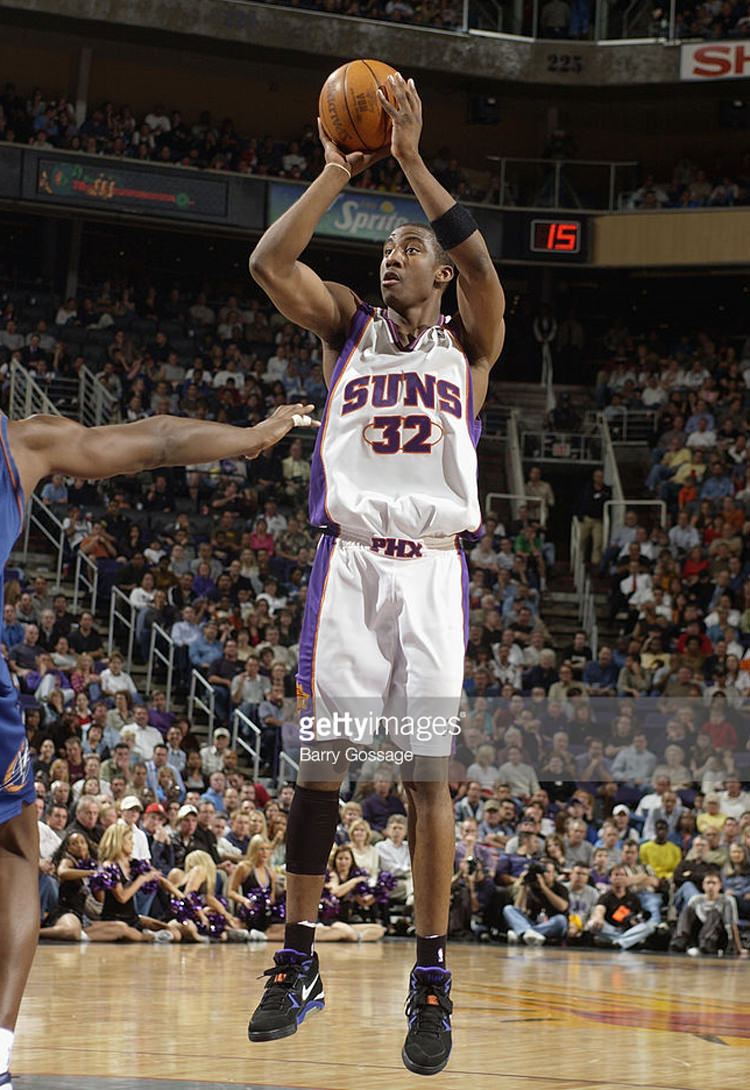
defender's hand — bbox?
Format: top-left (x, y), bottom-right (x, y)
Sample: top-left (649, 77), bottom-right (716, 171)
top-left (248, 403), bottom-right (320, 458)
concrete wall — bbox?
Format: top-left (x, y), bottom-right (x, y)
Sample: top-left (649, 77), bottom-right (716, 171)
top-left (1, 0), bottom-right (682, 86)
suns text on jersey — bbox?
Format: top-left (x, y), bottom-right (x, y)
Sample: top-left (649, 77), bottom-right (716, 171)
top-left (340, 372), bottom-right (462, 417)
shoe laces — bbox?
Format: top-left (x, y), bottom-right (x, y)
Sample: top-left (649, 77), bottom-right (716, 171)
top-left (257, 953), bottom-right (311, 1011)
top-left (406, 971), bottom-right (453, 1036)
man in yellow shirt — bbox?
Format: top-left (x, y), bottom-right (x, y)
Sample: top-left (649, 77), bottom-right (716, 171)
top-left (696, 793), bottom-right (728, 835)
top-left (667, 449), bottom-right (708, 493)
top-left (639, 819), bottom-right (682, 881)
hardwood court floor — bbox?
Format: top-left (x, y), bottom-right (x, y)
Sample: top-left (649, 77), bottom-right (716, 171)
top-left (14, 941), bottom-right (750, 1090)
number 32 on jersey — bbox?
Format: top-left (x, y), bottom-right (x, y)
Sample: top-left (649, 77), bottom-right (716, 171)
top-left (364, 414), bottom-right (444, 454)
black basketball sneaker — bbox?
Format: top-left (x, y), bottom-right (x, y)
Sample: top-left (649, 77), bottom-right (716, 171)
top-left (401, 966), bottom-right (453, 1076)
top-left (248, 949), bottom-right (325, 1041)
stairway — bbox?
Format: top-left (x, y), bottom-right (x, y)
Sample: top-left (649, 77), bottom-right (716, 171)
top-left (491, 381), bottom-right (592, 431)
top-left (8, 538), bottom-right (201, 741)
top-left (542, 564), bottom-right (619, 653)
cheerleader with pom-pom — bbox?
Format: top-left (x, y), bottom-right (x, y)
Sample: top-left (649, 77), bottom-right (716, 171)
top-left (93, 823), bottom-right (189, 942)
top-left (323, 845), bottom-right (376, 921)
top-left (317, 845), bottom-right (385, 941)
top-left (228, 834), bottom-right (286, 940)
top-left (39, 831), bottom-right (141, 943)
top-left (169, 850), bottom-right (251, 942)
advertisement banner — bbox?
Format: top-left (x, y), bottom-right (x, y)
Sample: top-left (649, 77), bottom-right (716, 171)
top-left (34, 157), bottom-right (229, 219)
top-left (268, 182), bottom-right (425, 242)
top-left (680, 42), bottom-right (750, 81)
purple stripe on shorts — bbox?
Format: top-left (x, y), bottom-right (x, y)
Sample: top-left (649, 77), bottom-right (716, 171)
top-left (296, 534), bottom-right (337, 701)
top-left (309, 304), bottom-right (373, 530)
top-left (460, 550), bottom-right (470, 645)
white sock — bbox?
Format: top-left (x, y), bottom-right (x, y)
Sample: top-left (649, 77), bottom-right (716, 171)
top-left (0, 1027), bottom-right (13, 1073)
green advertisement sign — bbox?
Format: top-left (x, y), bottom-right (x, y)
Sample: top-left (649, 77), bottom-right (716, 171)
top-left (35, 157), bottom-right (228, 220)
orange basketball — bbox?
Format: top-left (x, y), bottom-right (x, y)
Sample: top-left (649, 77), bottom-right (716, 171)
top-left (318, 58), bottom-right (397, 153)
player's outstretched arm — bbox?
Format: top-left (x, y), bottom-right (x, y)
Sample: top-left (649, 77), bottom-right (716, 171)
top-left (379, 74), bottom-right (505, 399)
top-left (249, 133), bottom-right (386, 345)
top-left (8, 405), bottom-right (318, 500)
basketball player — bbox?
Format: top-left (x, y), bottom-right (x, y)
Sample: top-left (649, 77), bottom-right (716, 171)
top-left (247, 73), bottom-right (505, 1075)
top-left (0, 404), bottom-right (317, 1089)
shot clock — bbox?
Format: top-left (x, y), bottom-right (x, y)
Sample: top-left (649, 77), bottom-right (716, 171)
top-left (530, 218), bottom-right (582, 254)
top-left (497, 214), bottom-right (590, 262)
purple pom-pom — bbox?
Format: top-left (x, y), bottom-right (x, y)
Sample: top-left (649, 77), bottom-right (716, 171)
top-left (74, 858), bottom-right (98, 872)
top-left (373, 871), bottom-right (398, 903)
top-left (169, 895), bottom-right (193, 923)
top-left (236, 884), bottom-right (283, 931)
top-left (201, 911), bottom-right (227, 938)
top-left (169, 891), bottom-right (228, 938)
top-left (89, 863), bottom-right (122, 893)
top-left (130, 857), bottom-right (159, 894)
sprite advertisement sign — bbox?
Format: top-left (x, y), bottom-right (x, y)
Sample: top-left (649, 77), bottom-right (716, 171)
top-left (268, 182), bottom-right (426, 242)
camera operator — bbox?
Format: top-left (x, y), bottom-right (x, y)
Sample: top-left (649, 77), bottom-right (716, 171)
top-left (502, 857), bottom-right (569, 946)
top-left (450, 857), bottom-right (504, 939)
top-left (454, 818), bottom-right (495, 878)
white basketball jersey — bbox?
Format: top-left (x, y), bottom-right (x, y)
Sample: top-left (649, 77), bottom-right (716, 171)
top-left (309, 303), bottom-right (482, 540)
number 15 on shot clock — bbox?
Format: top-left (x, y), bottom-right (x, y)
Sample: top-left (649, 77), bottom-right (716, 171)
top-left (530, 218), bottom-right (582, 254)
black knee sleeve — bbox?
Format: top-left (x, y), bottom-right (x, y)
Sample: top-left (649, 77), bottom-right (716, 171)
top-left (285, 785), bottom-right (341, 875)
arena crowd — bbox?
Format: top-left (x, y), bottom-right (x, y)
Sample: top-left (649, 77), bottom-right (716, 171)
top-left (3, 82), bottom-right (748, 212)
top-left (1, 269), bottom-right (749, 957)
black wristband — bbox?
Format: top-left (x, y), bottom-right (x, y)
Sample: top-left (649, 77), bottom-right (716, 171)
top-left (430, 202), bottom-right (478, 251)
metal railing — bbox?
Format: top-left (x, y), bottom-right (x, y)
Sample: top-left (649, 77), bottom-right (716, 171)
top-left (23, 492), bottom-right (66, 586)
top-left (505, 411), bottom-right (526, 517)
top-left (570, 514), bottom-right (583, 588)
top-left (323, 0), bottom-right (704, 41)
top-left (188, 668), bottom-right (215, 734)
top-left (482, 405), bottom-right (514, 438)
top-left (521, 430), bottom-right (602, 463)
top-left (585, 408), bottom-right (657, 443)
top-left (602, 499), bottom-right (668, 552)
top-left (145, 622), bottom-right (175, 709)
top-left (107, 585), bottom-right (135, 672)
top-left (79, 365), bottom-right (120, 427)
top-left (9, 359), bottom-right (62, 421)
top-left (599, 414), bottom-right (625, 537)
top-left (72, 550), bottom-right (98, 615)
top-left (231, 707), bottom-right (262, 782)
top-left (278, 750), bottom-right (300, 784)
top-left (582, 579), bottom-right (599, 660)
top-left (484, 156), bottom-right (639, 212)
top-left (569, 516), bottom-right (599, 658)
top-left (43, 374), bottom-right (79, 418)
top-left (621, 0), bottom-right (654, 37)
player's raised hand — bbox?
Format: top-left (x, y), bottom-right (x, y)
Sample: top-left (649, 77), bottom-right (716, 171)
top-left (248, 403), bottom-right (320, 459)
top-left (378, 73), bottom-right (422, 165)
top-left (317, 118), bottom-right (389, 178)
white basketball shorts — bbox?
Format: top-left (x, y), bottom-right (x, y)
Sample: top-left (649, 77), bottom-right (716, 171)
top-left (296, 532), bottom-right (469, 759)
